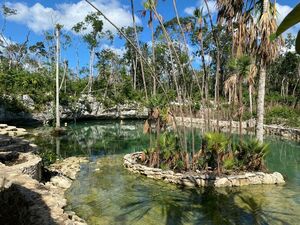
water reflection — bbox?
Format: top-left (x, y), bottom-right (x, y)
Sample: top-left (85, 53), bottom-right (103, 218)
top-left (30, 121), bottom-right (150, 160)
top-left (66, 155), bottom-right (300, 225)
top-left (29, 120), bottom-right (300, 225)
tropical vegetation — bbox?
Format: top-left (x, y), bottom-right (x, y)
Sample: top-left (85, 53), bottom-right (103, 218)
top-left (0, 1), bottom-right (299, 173)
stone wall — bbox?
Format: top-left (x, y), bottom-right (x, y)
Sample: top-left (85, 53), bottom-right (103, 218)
top-left (1, 153), bottom-right (42, 181)
top-left (0, 95), bottom-right (148, 124)
top-left (0, 132), bottom-right (88, 225)
top-left (124, 152), bottom-right (285, 188)
top-left (175, 117), bottom-right (300, 141)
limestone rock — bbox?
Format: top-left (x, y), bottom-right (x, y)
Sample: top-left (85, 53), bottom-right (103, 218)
top-left (50, 176), bottom-right (72, 189)
top-left (124, 152), bottom-right (286, 188)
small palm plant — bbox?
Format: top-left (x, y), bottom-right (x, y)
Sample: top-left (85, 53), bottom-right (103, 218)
top-left (236, 139), bottom-right (269, 171)
top-left (203, 132), bottom-right (229, 175)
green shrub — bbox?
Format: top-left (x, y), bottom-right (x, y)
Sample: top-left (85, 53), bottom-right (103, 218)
top-left (223, 157), bottom-right (235, 170)
top-left (0, 96), bottom-right (29, 113)
top-left (235, 139), bottom-right (269, 171)
top-left (265, 106), bottom-right (300, 127)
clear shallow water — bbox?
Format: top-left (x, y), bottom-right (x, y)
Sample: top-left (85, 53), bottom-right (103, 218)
top-left (31, 120), bottom-right (300, 225)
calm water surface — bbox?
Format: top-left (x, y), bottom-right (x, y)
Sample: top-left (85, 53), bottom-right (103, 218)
top-left (30, 120), bottom-right (300, 225)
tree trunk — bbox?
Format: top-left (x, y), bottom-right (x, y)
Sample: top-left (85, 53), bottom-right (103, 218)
top-left (55, 25), bottom-right (61, 129)
top-left (88, 46), bottom-right (95, 94)
top-left (204, 0), bottom-right (220, 131)
top-left (256, 62), bottom-right (266, 142)
top-left (133, 55), bottom-right (137, 90)
top-left (256, 0), bottom-right (269, 142)
top-left (85, 0), bottom-right (164, 95)
top-left (130, 0), bottom-right (148, 100)
top-left (151, 23), bottom-right (156, 96)
top-left (172, 0), bottom-right (201, 94)
top-left (238, 76), bottom-right (243, 136)
top-left (249, 84), bottom-right (253, 116)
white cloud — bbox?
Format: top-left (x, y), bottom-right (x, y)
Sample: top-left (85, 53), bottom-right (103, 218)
top-left (184, 0), bottom-right (217, 16)
top-left (101, 44), bottom-right (125, 57)
top-left (276, 3), bottom-right (292, 24)
top-left (184, 7), bottom-right (196, 16)
top-left (5, 0), bottom-right (141, 33)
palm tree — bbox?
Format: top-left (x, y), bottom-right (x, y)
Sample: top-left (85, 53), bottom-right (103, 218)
top-left (194, 8), bottom-right (209, 103)
top-left (217, 0), bottom-right (280, 142)
top-left (236, 56), bottom-right (251, 135)
top-left (256, 0), bottom-right (280, 142)
top-left (228, 55), bottom-right (251, 135)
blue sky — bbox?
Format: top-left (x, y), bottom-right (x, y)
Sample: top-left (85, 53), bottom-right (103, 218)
top-left (1, 0), bottom-right (299, 71)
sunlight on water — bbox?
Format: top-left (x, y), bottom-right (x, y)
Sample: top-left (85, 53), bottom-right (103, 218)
top-left (31, 120), bottom-right (300, 225)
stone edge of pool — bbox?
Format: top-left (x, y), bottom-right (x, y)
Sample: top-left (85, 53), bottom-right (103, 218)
top-left (123, 152), bottom-right (285, 188)
top-left (0, 130), bottom-right (89, 225)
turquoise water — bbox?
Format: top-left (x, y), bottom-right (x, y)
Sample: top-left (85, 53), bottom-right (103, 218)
top-left (31, 120), bottom-right (300, 225)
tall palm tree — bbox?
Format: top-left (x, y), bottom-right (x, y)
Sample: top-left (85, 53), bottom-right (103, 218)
top-left (217, 0), bottom-right (280, 142)
top-left (256, 0), bottom-right (280, 142)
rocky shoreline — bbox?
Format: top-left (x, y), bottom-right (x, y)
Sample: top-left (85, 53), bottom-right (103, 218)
top-left (123, 152), bottom-right (285, 188)
top-left (0, 127), bottom-right (88, 225)
top-left (0, 95), bottom-right (148, 125)
top-left (175, 117), bottom-right (300, 141)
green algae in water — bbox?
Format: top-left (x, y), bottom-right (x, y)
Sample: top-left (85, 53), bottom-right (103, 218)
top-left (30, 120), bottom-right (300, 224)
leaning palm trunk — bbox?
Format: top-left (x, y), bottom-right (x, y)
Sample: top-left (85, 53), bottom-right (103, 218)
top-left (130, 0), bottom-right (148, 100)
top-left (172, 0), bottom-right (202, 93)
top-left (204, 0), bottom-right (221, 131)
top-left (151, 4), bottom-right (190, 149)
top-left (151, 25), bottom-right (156, 95)
top-left (84, 1), bottom-right (166, 95)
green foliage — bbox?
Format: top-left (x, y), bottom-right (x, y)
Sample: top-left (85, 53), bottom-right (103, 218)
top-left (266, 106), bottom-right (300, 127)
top-left (2, 4), bottom-right (17, 16)
top-left (235, 139), bottom-right (269, 171)
top-left (0, 96), bottom-right (29, 113)
top-left (223, 157), bottom-right (235, 170)
top-left (146, 94), bottom-right (170, 108)
top-left (158, 132), bottom-right (180, 161)
top-left (175, 160), bottom-right (184, 171)
top-left (204, 132), bottom-right (228, 154)
top-left (38, 149), bottom-right (57, 166)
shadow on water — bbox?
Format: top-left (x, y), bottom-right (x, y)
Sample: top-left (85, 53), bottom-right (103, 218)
top-left (118, 185), bottom-right (295, 225)
top-left (30, 120), bottom-right (300, 225)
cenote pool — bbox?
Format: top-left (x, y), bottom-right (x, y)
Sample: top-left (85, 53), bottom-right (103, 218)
top-left (30, 120), bottom-right (300, 225)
